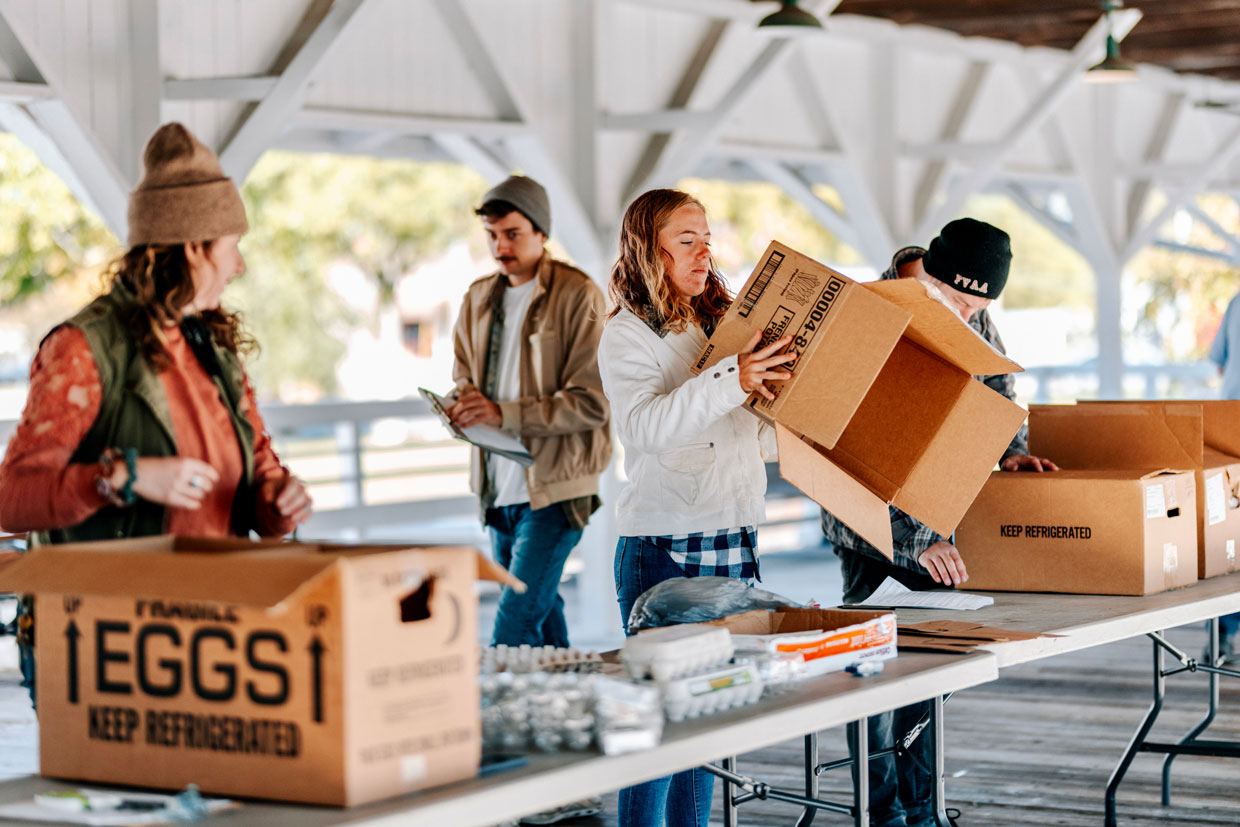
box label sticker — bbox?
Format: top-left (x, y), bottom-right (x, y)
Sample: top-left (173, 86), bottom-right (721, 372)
top-left (1206, 473), bottom-right (1227, 526)
top-left (757, 276), bottom-right (845, 410)
top-left (781, 271), bottom-right (820, 306)
top-left (1228, 539), bottom-right (1236, 565)
top-left (1163, 543), bottom-right (1178, 573)
top-left (400, 754), bottom-right (428, 785)
top-left (738, 250), bottom-right (783, 318)
top-left (1145, 483), bottom-right (1167, 519)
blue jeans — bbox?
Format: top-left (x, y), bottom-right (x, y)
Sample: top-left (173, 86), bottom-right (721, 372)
top-left (840, 549), bottom-right (936, 827)
top-left (615, 536), bottom-right (714, 827)
top-left (1221, 612), bottom-right (1240, 640)
top-left (486, 502), bottom-right (582, 648)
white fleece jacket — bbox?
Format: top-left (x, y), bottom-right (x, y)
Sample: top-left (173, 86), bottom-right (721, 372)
top-left (598, 308), bottom-right (773, 536)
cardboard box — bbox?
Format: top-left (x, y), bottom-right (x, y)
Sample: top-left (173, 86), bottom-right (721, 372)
top-left (0, 536), bottom-right (518, 806)
top-left (955, 469), bottom-right (1198, 595)
top-left (705, 607), bottom-right (896, 675)
top-left (1029, 401), bottom-right (1240, 578)
top-left (694, 241), bottom-right (1028, 557)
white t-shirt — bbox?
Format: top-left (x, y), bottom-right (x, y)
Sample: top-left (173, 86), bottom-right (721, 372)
top-left (489, 278), bottom-right (537, 507)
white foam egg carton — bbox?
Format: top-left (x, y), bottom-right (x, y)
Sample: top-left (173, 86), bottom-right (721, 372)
top-left (620, 624), bottom-right (734, 681)
top-left (659, 661), bottom-right (764, 722)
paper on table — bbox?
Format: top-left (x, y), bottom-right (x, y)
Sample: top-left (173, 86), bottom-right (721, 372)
top-left (851, 577), bottom-right (994, 611)
top-left (419, 387), bottom-right (534, 467)
top-left (0, 788), bottom-right (236, 825)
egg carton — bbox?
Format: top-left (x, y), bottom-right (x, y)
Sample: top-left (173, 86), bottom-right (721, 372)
top-left (620, 624), bottom-right (734, 681)
top-left (481, 644), bottom-right (604, 675)
top-left (658, 661), bottom-right (764, 722)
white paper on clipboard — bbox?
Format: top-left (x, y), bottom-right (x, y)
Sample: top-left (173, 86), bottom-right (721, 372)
top-left (419, 387), bottom-right (534, 467)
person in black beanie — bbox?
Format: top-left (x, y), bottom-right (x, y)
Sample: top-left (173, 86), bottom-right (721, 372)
top-left (821, 217), bottom-right (1058, 827)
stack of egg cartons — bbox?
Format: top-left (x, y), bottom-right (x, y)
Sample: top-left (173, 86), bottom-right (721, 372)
top-left (620, 624), bottom-right (764, 722)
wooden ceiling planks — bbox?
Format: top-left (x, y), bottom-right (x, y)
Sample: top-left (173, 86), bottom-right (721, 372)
top-left (819, 1), bottom-right (1240, 79)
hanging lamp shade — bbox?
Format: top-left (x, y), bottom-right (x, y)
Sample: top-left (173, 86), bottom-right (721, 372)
top-left (1085, 2), bottom-right (1138, 83)
top-left (756, 0), bottom-right (824, 35)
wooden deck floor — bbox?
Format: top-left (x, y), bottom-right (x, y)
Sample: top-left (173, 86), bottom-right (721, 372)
top-left (560, 625), bottom-right (1240, 826)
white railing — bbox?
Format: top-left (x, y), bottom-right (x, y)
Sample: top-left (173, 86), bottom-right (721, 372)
top-left (1017, 361), bottom-right (1219, 404)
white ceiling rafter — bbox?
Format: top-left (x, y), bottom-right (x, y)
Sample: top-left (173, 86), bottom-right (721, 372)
top-left (1001, 182), bottom-right (1081, 252)
top-left (627, 0), bottom-right (844, 207)
top-left (125, 0), bottom-right (161, 187)
top-left (911, 8), bottom-right (1142, 243)
top-left (431, 134), bottom-right (511, 184)
top-left (1126, 92), bottom-right (1187, 236)
top-left (219, 0), bottom-right (376, 183)
top-left (1185, 201), bottom-right (1240, 256)
top-left (746, 157), bottom-right (861, 252)
top-left (0, 0), bottom-right (129, 236)
top-left (430, 0), bottom-right (604, 273)
top-left (1123, 121), bottom-right (1240, 263)
top-left (913, 60), bottom-right (992, 230)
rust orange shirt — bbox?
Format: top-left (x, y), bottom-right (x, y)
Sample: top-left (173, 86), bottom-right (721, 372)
top-left (0, 324), bottom-right (296, 537)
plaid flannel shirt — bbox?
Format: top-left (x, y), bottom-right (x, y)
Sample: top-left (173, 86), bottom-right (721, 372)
top-left (645, 526), bottom-right (759, 580)
top-left (820, 247), bottom-right (1028, 572)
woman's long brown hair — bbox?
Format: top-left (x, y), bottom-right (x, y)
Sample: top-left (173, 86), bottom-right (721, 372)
top-left (608, 189), bottom-right (731, 333)
top-left (109, 243), bottom-right (256, 370)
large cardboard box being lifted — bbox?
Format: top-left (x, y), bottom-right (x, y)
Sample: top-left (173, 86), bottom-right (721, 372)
top-left (956, 469), bottom-right (1198, 595)
top-left (1028, 401), bottom-right (1240, 578)
top-left (693, 241), bottom-right (1028, 557)
top-left (0, 536), bottom-right (518, 806)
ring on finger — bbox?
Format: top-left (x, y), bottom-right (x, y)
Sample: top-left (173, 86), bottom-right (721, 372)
top-left (189, 474), bottom-right (205, 490)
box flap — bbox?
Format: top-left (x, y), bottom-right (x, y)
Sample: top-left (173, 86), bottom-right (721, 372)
top-left (776, 424), bottom-right (894, 560)
top-left (862, 279), bottom-right (1023, 377)
top-left (309, 542), bottom-right (524, 591)
top-left (1030, 403), bottom-right (1202, 469)
top-left (1138, 468), bottom-right (1191, 480)
top-left (896, 379), bottom-right (1030, 537)
top-left (0, 548), bottom-right (340, 607)
top-left (1196, 401), bottom-right (1240, 458)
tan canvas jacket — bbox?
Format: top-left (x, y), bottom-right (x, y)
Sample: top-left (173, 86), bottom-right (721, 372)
top-left (452, 253), bottom-right (612, 510)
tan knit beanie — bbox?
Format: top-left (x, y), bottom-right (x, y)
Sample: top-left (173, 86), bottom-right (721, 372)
top-left (127, 122), bottom-right (249, 247)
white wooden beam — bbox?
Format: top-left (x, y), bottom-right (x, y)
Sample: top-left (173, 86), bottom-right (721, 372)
top-left (432, 133), bottom-right (510, 184)
top-left (714, 139), bottom-right (843, 167)
top-left (220, 0), bottom-right (375, 183)
top-left (0, 102), bottom-right (99, 217)
top-left (613, 0), bottom-right (760, 20)
top-left (628, 0), bottom-right (842, 202)
top-left (0, 2), bottom-right (129, 237)
top-left (913, 60), bottom-right (991, 229)
top-left (428, 0), bottom-right (523, 121)
top-left (164, 75), bottom-right (279, 101)
top-left (1126, 91), bottom-right (1187, 236)
top-left (1155, 239), bottom-right (1240, 266)
top-left (746, 157), bottom-right (861, 251)
top-left (1185, 201), bottom-right (1240, 255)
top-left (1001, 182), bottom-right (1081, 252)
top-left (295, 106), bottom-right (526, 138)
top-left (0, 79), bottom-right (50, 102)
top-left (124, 0), bottom-right (162, 186)
top-left (601, 109), bottom-right (713, 132)
top-left (1123, 121), bottom-right (1240, 262)
top-left (911, 9), bottom-right (1141, 242)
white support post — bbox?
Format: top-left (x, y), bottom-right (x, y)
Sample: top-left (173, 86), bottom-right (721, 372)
top-left (912, 9), bottom-right (1141, 242)
top-left (124, 0), bottom-right (162, 187)
top-left (913, 60), bottom-right (991, 230)
top-left (0, 1), bottom-right (130, 237)
top-left (219, 0), bottom-right (375, 183)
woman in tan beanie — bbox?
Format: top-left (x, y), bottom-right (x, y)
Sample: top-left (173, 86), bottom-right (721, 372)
top-left (0, 123), bottom-right (311, 705)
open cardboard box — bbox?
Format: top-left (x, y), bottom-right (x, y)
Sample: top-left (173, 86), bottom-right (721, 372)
top-left (1029, 401), bottom-right (1240, 578)
top-left (0, 535), bottom-right (518, 806)
top-left (704, 607), bottom-right (896, 675)
top-left (956, 468), bottom-right (1198, 595)
top-left (694, 241), bottom-right (1028, 557)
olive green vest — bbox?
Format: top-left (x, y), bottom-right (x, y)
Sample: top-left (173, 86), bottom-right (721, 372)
top-left (31, 287), bottom-right (258, 546)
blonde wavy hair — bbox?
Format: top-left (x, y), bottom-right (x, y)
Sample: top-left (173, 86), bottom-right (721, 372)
top-left (607, 189), bottom-right (730, 333)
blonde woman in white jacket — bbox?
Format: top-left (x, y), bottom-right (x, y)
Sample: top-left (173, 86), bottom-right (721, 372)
top-left (598, 189), bottom-right (796, 827)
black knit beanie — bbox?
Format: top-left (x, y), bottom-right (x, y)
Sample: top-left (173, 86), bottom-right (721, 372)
top-left (921, 218), bottom-right (1012, 299)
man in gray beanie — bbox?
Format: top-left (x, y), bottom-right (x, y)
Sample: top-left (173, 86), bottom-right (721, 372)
top-left (447, 175), bottom-right (610, 643)
top-left (821, 217), bottom-right (1058, 827)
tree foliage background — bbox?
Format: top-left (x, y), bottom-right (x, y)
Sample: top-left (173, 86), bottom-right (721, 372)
top-left (0, 132), bottom-right (1235, 400)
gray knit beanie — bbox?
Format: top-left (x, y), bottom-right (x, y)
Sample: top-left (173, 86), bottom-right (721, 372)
top-left (127, 122), bottom-right (249, 247)
top-left (476, 175), bottom-right (551, 237)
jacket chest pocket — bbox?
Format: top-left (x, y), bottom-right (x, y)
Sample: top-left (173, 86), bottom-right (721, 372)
top-left (529, 331), bottom-right (561, 396)
top-left (657, 441), bottom-right (716, 506)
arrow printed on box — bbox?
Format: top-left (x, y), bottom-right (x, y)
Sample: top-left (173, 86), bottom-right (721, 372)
top-left (309, 637), bottom-right (325, 723)
top-left (65, 619), bottom-right (81, 705)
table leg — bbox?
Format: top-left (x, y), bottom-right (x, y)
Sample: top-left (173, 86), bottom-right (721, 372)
top-left (722, 756), bottom-right (738, 827)
top-left (1161, 616), bottom-right (1220, 805)
top-left (929, 694), bottom-right (953, 827)
top-left (1105, 632), bottom-right (1166, 827)
top-left (848, 719), bottom-right (869, 827)
top-left (792, 733), bottom-right (820, 827)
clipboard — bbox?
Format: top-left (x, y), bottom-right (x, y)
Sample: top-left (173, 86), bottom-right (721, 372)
top-left (419, 387), bottom-right (535, 467)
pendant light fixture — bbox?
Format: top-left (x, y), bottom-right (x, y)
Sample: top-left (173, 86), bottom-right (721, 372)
top-left (1085, 0), bottom-right (1138, 83)
top-left (756, 0), bottom-right (825, 36)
